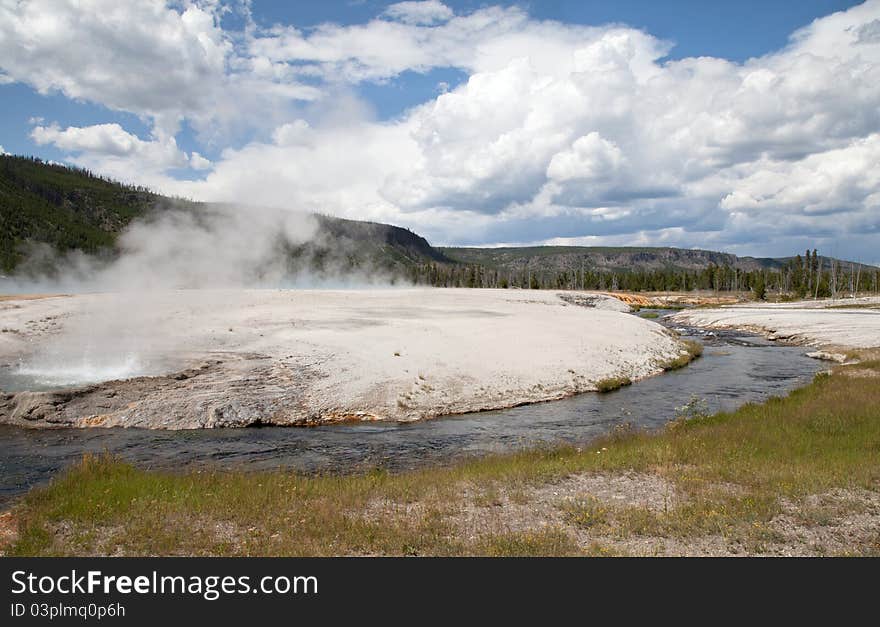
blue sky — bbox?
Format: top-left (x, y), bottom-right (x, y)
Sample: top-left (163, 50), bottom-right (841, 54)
top-left (1, 0), bottom-right (878, 262)
top-left (0, 1), bottom-right (861, 161)
top-left (250, 1), bottom-right (859, 59)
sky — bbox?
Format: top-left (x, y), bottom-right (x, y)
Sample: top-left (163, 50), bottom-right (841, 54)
top-left (1, 0), bottom-right (879, 262)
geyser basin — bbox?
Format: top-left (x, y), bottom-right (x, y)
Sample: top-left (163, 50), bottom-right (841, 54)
top-left (0, 354), bottom-right (167, 392)
top-left (1, 288), bottom-right (689, 429)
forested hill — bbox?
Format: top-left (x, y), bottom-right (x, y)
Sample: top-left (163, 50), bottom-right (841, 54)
top-left (0, 155), bottom-right (162, 271)
top-left (312, 214), bottom-right (450, 268)
top-left (0, 155), bottom-right (447, 274)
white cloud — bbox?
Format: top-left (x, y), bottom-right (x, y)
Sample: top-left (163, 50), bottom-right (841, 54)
top-left (383, 1), bottom-right (454, 26)
top-left (0, 145), bottom-right (7, 155)
top-left (720, 134), bottom-right (880, 215)
top-left (247, 5), bottom-right (544, 83)
top-left (360, 0), bottom-right (880, 258)
top-left (189, 151), bottom-right (213, 171)
top-left (170, 120), bottom-right (418, 221)
top-left (171, 0), bottom-right (880, 264)
top-left (3, 0), bottom-right (880, 262)
top-left (271, 120), bottom-right (313, 146)
top-left (34, 124), bottom-right (147, 157)
top-left (31, 123), bottom-right (188, 183)
top-left (546, 133), bottom-right (626, 183)
top-left (0, 1), bottom-right (227, 136)
top-left (0, 0), bottom-right (319, 139)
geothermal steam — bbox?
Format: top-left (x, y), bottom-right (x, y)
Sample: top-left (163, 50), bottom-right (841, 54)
top-left (14, 204), bottom-right (318, 291)
top-left (4, 203), bottom-right (390, 388)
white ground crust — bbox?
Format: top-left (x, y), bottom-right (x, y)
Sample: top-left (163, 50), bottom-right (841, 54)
top-left (670, 298), bottom-right (880, 349)
top-left (0, 289), bottom-right (686, 429)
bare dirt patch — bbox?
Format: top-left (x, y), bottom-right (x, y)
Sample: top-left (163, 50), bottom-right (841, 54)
top-left (766, 489), bottom-right (880, 556)
top-left (448, 472), bottom-right (679, 545)
top-left (434, 474), bottom-right (880, 556)
top-left (838, 368), bottom-right (879, 379)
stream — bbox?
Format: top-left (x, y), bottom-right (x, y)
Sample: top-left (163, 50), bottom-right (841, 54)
top-left (0, 314), bottom-right (824, 504)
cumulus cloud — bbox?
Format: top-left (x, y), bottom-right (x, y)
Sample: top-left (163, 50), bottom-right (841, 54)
top-left (720, 134), bottom-right (880, 216)
top-left (189, 152), bottom-right (213, 171)
top-left (1, 0), bottom-right (226, 135)
top-left (857, 18), bottom-right (880, 42)
top-left (271, 120), bottom-right (313, 146)
top-left (3, 0), bottom-right (880, 263)
top-left (363, 0), bottom-right (880, 259)
top-left (33, 124), bottom-right (163, 159)
top-left (172, 118), bottom-right (418, 222)
top-left (0, 0), bottom-right (319, 139)
top-left (546, 133), bottom-right (626, 183)
top-left (30, 123), bottom-right (189, 183)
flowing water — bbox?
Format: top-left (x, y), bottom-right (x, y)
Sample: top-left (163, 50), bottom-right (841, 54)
top-left (0, 315), bottom-right (824, 504)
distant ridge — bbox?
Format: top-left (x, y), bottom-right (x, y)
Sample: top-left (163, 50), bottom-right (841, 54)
top-left (440, 246), bottom-right (794, 274)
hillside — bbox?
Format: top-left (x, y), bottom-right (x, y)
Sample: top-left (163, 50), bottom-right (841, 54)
top-left (0, 155), bottom-right (447, 275)
top-left (309, 214), bottom-right (450, 271)
top-left (0, 155), bottom-right (161, 271)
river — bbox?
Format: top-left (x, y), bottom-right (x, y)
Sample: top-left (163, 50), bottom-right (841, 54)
top-left (0, 315), bottom-right (823, 504)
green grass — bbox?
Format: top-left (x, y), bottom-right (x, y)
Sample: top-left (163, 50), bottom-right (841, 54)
top-left (6, 361), bottom-right (880, 556)
top-left (658, 339), bottom-right (704, 371)
top-left (595, 376), bottom-right (633, 393)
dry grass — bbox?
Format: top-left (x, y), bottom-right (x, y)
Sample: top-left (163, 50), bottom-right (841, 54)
top-left (5, 358), bottom-right (880, 557)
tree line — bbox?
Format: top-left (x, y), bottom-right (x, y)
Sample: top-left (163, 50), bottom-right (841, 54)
top-left (406, 249), bottom-right (880, 298)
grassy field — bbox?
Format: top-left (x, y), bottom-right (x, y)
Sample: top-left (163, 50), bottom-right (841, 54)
top-left (4, 356), bottom-right (879, 557)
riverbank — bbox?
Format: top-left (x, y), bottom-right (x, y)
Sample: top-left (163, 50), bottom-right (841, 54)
top-left (0, 289), bottom-right (688, 429)
top-left (1, 326), bottom-right (815, 504)
top-left (669, 297), bottom-right (880, 351)
top-left (4, 354), bottom-right (878, 557)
